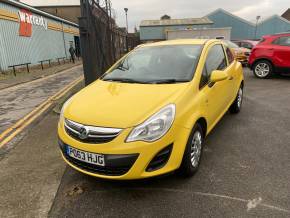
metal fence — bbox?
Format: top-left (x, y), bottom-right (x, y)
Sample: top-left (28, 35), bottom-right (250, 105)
top-left (79, 0), bottom-right (139, 85)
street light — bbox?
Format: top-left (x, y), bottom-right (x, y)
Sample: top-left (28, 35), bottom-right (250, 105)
top-left (255, 15), bottom-right (261, 40)
top-left (124, 8), bottom-right (129, 52)
top-left (124, 8), bottom-right (129, 33)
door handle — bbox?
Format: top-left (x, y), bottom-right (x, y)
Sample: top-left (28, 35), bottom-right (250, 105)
top-left (228, 76), bottom-right (234, 80)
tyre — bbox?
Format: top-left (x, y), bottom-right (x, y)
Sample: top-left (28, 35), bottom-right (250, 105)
top-left (178, 123), bottom-right (204, 177)
top-left (253, 60), bottom-right (273, 79)
top-left (229, 85), bottom-right (243, 114)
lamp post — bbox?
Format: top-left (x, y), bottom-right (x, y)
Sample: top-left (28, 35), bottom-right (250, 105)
top-left (255, 15), bottom-right (261, 40)
top-left (124, 8), bottom-right (129, 52)
top-left (124, 8), bottom-right (129, 32)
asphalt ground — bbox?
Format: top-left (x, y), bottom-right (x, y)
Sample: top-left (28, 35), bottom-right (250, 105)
top-left (1, 68), bottom-right (290, 218)
top-left (49, 69), bottom-right (290, 218)
top-left (0, 65), bottom-right (83, 133)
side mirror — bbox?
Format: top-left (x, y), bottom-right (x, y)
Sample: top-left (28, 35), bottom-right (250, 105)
top-left (210, 70), bottom-right (228, 83)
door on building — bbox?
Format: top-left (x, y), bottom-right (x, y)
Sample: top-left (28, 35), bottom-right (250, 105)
top-left (74, 36), bottom-right (81, 57)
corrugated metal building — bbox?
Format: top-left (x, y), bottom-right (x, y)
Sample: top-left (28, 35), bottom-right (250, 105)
top-left (140, 17), bottom-right (213, 41)
top-left (0, 0), bottom-right (79, 72)
top-left (206, 9), bottom-right (290, 40)
top-left (140, 8), bottom-right (290, 41)
top-left (206, 9), bottom-right (255, 40)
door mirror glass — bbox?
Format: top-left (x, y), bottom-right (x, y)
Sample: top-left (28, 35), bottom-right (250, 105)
top-left (210, 70), bottom-right (228, 83)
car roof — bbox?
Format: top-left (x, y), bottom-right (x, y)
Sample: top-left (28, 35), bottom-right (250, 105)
top-left (140, 39), bottom-right (220, 48)
top-left (264, 32), bottom-right (290, 38)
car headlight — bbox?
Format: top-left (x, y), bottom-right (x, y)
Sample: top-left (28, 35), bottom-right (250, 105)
top-left (126, 104), bottom-right (176, 142)
top-left (59, 98), bottom-right (72, 122)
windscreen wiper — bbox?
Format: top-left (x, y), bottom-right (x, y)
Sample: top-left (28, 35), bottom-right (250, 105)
top-left (147, 79), bottom-right (190, 84)
top-left (102, 78), bottom-right (145, 84)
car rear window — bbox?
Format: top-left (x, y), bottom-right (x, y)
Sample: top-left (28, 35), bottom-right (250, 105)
top-left (258, 38), bottom-right (266, 44)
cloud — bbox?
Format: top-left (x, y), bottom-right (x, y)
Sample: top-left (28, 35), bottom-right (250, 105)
top-left (233, 0), bottom-right (271, 21)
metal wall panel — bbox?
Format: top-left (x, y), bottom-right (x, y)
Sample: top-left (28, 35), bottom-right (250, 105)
top-left (0, 2), bottom-right (78, 71)
top-left (207, 9), bottom-right (290, 40)
top-left (140, 24), bottom-right (213, 41)
top-left (207, 10), bottom-right (255, 40)
top-left (166, 28), bottom-right (231, 40)
top-left (257, 16), bottom-right (290, 39)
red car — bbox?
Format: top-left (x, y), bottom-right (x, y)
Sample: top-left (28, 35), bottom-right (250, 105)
top-left (248, 33), bottom-right (290, 78)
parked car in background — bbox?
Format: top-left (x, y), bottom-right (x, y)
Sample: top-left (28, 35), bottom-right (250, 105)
top-left (232, 40), bottom-right (258, 50)
top-left (58, 39), bottom-right (244, 180)
top-left (249, 33), bottom-right (290, 79)
top-left (223, 40), bottom-right (251, 65)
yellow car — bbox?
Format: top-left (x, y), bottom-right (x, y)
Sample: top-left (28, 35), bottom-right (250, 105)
top-left (58, 39), bottom-right (244, 180)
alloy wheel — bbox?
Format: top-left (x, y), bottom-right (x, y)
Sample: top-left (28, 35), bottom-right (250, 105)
top-left (255, 63), bottom-right (270, 78)
top-left (237, 87), bottom-right (243, 109)
top-left (190, 131), bottom-right (202, 167)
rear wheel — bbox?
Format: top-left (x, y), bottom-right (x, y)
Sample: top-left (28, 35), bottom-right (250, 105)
top-left (253, 60), bottom-right (273, 79)
top-left (178, 123), bottom-right (204, 177)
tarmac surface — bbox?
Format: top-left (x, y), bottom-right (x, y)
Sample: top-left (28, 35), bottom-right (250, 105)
top-left (1, 68), bottom-right (290, 218)
top-left (0, 65), bottom-right (83, 133)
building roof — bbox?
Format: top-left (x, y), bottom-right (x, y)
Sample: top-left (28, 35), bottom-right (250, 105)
top-left (3, 0), bottom-right (78, 27)
top-left (282, 8), bottom-right (290, 21)
top-left (140, 17), bottom-right (213, 27)
top-left (205, 8), bottom-right (255, 26)
top-left (35, 5), bottom-right (80, 8)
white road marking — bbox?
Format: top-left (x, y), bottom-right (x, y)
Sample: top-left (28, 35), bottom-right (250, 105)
top-left (92, 188), bottom-right (290, 214)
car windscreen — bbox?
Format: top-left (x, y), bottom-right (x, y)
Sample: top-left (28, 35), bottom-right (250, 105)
top-left (225, 40), bottom-right (239, 48)
top-left (101, 45), bottom-right (203, 84)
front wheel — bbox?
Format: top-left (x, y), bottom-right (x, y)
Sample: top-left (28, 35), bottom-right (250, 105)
top-left (178, 123), bottom-right (204, 177)
top-left (229, 85), bottom-right (243, 114)
top-left (253, 60), bottom-right (273, 79)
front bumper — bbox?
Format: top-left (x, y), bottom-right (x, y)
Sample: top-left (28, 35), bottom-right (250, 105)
top-left (58, 119), bottom-right (190, 180)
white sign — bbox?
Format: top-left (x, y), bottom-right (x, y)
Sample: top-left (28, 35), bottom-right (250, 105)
top-left (18, 10), bottom-right (48, 30)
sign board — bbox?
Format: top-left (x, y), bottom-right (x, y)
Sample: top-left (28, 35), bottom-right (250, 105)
top-left (18, 9), bottom-right (47, 37)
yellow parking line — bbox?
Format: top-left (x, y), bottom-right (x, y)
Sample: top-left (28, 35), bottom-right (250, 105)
top-left (0, 76), bottom-right (83, 148)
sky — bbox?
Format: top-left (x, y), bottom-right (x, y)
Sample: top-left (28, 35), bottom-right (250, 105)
top-left (21, 0), bottom-right (289, 32)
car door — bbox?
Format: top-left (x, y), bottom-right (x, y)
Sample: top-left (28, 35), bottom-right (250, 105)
top-left (224, 45), bottom-right (239, 101)
top-left (272, 36), bottom-right (290, 68)
top-left (198, 43), bottom-right (232, 128)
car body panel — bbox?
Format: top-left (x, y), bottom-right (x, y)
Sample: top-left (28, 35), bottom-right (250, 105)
top-left (65, 81), bottom-right (191, 128)
top-left (58, 39), bottom-right (244, 180)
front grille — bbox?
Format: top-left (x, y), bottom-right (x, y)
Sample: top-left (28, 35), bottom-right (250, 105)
top-left (146, 144), bottom-right (173, 172)
top-left (64, 154), bottom-right (132, 176)
top-left (64, 119), bottom-right (122, 144)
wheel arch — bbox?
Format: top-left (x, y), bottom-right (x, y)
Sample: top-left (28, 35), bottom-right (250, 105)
top-left (252, 58), bottom-right (274, 70)
top-left (241, 80), bottom-right (244, 88)
top-left (195, 117), bottom-right (208, 137)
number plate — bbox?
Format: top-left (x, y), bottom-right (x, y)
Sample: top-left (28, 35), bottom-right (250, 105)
top-left (66, 146), bottom-right (105, 166)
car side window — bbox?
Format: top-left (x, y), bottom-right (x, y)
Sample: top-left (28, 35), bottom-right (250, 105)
top-left (241, 42), bottom-right (253, 49)
top-left (206, 44), bottom-right (227, 73)
top-left (199, 44), bottom-right (227, 89)
top-left (273, 36), bottom-right (290, 46)
top-left (226, 47), bottom-right (235, 64)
